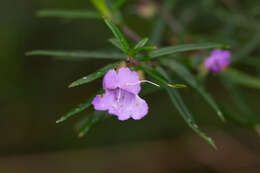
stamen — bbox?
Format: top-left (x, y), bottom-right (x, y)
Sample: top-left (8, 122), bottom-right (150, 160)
top-left (117, 89), bottom-right (121, 102)
top-left (141, 80), bottom-right (160, 87)
top-left (126, 80), bottom-right (160, 87)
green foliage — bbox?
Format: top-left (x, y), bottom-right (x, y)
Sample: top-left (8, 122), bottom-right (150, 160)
top-left (56, 92), bottom-right (101, 123)
top-left (134, 38), bottom-right (149, 49)
top-left (90, 0), bottom-right (112, 18)
top-left (69, 63), bottom-right (119, 88)
top-left (149, 43), bottom-right (227, 59)
top-left (37, 9), bottom-right (101, 19)
top-left (222, 68), bottom-right (260, 90)
top-left (220, 77), bottom-right (260, 127)
top-left (30, 0), bottom-right (260, 147)
top-left (166, 86), bottom-right (216, 149)
top-left (141, 64), bottom-right (216, 148)
top-left (150, 0), bottom-right (176, 45)
top-left (112, 0), bottom-right (127, 12)
top-left (103, 17), bottom-right (130, 54)
top-left (108, 38), bottom-right (123, 51)
top-left (78, 111), bottom-right (108, 137)
top-left (133, 46), bottom-right (157, 55)
top-left (26, 50), bottom-right (126, 60)
top-left (161, 59), bottom-right (225, 121)
top-left (233, 31), bottom-right (260, 62)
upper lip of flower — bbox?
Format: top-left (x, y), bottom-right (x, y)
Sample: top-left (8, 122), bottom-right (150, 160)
top-left (103, 67), bottom-right (141, 94)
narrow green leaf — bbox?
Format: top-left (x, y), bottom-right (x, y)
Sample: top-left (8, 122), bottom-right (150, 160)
top-left (140, 64), bottom-right (188, 88)
top-left (140, 64), bottom-right (170, 84)
top-left (222, 68), bottom-right (260, 90)
top-left (161, 59), bottom-right (225, 121)
top-left (150, 18), bottom-right (165, 45)
top-left (56, 92), bottom-right (102, 123)
top-left (108, 38), bottom-right (123, 51)
top-left (112, 0), bottom-right (127, 12)
top-left (149, 0), bottom-right (176, 45)
top-left (149, 43), bottom-right (227, 59)
top-left (220, 105), bottom-right (254, 127)
top-left (26, 50), bottom-right (126, 60)
top-left (233, 30), bottom-right (260, 62)
top-left (90, 0), bottom-right (112, 18)
top-left (134, 38), bottom-right (149, 49)
top-left (156, 67), bottom-right (216, 149)
top-left (37, 9), bottom-right (101, 19)
top-left (220, 77), bottom-right (260, 126)
top-left (103, 17), bottom-right (130, 53)
top-left (133, 46), bottom-right (157, 55)
top-left (141, 64), bottom-right (216, 148)
top-left (166, 87), bottom-right (216, 149)
top-left (78, 111), bottom-right (108, 137)
top-left (69, 62), bottom-right (119, 88)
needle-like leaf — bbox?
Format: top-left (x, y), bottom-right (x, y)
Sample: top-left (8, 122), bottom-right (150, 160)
top-left (103, 17), bottom-right (130, 54)
top-left (56, 91), bottom-right (102, 123)
top-left (26, 50), bottom-right (126, 60)
top-left (141, 64), bottom-right (216, 149)
top-left (161, 59), bottom-right (225, 121)
top-left (149, 43), bottom-right (227, 59)
top-left (222, 68), bottom-right (260, 90)
top-left (78, 111), bottom-right (108, 137)
top-left (37, 9), bottom-right (101, 19)
top-left (134, 38), bottom-right (149, 49)
top-left (69, 62), bottom-right (119, 88)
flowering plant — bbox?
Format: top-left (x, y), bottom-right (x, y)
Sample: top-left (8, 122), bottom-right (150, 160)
top-left (27, 0), bottom-right (260, 148)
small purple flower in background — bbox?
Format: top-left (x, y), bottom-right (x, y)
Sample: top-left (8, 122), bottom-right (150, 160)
top-left (92, 68), bottom-right (148, 121)
top-left (204, 49), bottom-right (231, 73)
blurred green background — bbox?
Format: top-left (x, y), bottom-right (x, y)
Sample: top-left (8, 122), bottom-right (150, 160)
top-left (1, 0), bottom-right (260, 172)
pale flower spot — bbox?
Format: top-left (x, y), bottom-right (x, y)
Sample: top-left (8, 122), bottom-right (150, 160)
top-left (204, 49), bottom-right (231, 73)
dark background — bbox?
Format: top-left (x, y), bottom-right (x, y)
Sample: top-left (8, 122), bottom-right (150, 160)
top-left (1, 0), bottom-right (260, 172)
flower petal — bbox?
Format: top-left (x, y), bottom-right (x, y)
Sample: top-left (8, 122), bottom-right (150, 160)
top-left (210, 49), bottom-right (223, 57)
top-left (103, 69), bottom-right (119, 90)
top-left (92, 88), bottom-right (148, 121)
top-left (110, 89), bottom-right (148, 120)
top-left (117, 68), bottom-right (141, 94)
top-left (204, 49), bottom-right (231, 73)
top-left (92, 90), bottom-right (115, 111)
top-left (131, 95), bottom-right (148, 120)
top-left (218, 51), bottom-right (231, 67)
top-left (108, 89), bottom-right (135, 120)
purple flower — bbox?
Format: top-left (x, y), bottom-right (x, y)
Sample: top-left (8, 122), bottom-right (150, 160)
top-left (204, 49), bottom-right (231, 73)
top-left (92, 68), bottom-right (148, 121)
